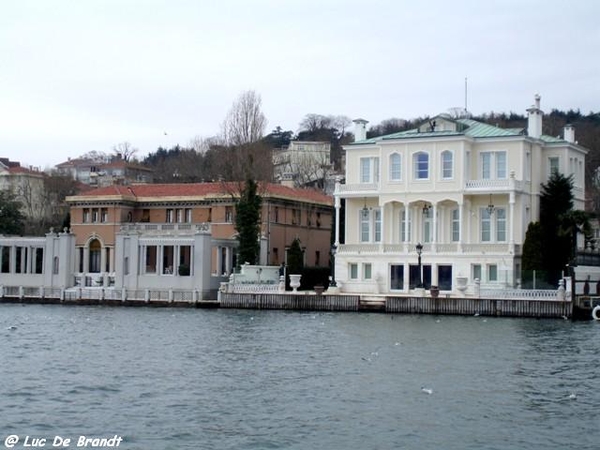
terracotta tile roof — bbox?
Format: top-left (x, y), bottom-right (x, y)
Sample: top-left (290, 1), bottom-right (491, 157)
top-left (67, 182), bottom-right (333, 206)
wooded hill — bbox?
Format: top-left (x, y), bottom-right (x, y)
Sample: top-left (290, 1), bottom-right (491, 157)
top-left (141, 109), bottom-right (600, 213)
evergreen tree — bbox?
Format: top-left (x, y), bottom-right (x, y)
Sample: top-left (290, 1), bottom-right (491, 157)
top-left (521, 222), bottom-right (544, 287)
top-left (539, 172), bottom-right (582, 285)
top-left (0, 191), bottom-right (25, 235)
top-left (234, 179), bottom-right (262, 265)
top-left (287, 237), bottom-right (304, 275)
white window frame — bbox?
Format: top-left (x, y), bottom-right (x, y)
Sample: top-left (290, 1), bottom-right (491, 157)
top-left (349, 263), bottom-right (358, 280)
top-left (360, 208), bottom-right (382, 243)
top-left (414, 152), bottom-right (429, 180)
top-left (360, 157), bottom-right (380, 183)
top-left (363, 263), bottom-right (372, 280)
top-left (488, 264), bottom-right (498, 282)
top-left (423, 207), bottom-right (432, 243)
top-left (480, 151), bottom-right (507, 180)
top-left (400, 209), bottom-right (411, 242)
top-left (549, 157), bottom-right (559, 176)
top-left (390, 153), bottom-right (402, 181)
top-left (451, 209), bottom-right (460, 242)
top-left (480, 207), bottom-right (507, 243)
top-left (441, 150), bottom-right (453, 179)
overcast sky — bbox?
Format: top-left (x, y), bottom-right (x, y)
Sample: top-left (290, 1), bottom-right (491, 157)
top-left (2, 0), bottom-right (599, 169)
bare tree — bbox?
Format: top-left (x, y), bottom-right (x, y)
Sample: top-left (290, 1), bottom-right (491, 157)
top-left (80, 150), bottom-right (109, 163)
top-left (112, 142), bottom-right (138, 162)
top-left (221, 90), bottom-right (267, 147)
top-left (213, 90), bottom-right (272, 183)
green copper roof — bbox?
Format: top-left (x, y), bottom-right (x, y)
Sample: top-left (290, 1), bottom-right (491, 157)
top-left (353, 117), bottom-right (532, 144)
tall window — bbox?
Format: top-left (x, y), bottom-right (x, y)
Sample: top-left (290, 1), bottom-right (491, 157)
top-left (401, 209), bottom-right (411, 242)
top-left (480, 208), bottom-right (507, 242)
top-left (441, 151), bottom-right (453, 179)
top-left (89, 239), bottom-right (101, 273)
top-left (360, 209), bottom-right (381, 243)
top-left (472, 264), bottom-right (482, 281)
top-left (363, 263), bottom-right (372, 280)
top-left (496, 208), bottom-right (506, 242)
top-left (166, 209), bottom-right (174, 223)
top-left (185, 208), bottom-right (192, 223)
top-left (360, 157), bottom-right (380, 183)
top-left (549, 157), bottom-right (559, 176)
top-left (481, 209), bottom-right (492, 242)
top-left (390, 153), bottom-right (401, 181)
top-left (423, 207), bottom-right (432, 243)
top-left (163, 246), bottom-right (174, 274)
top-left (451, 209), bottom-right (460, 242)
top-left (414, 152), bottom-right (429, 179)
top-left (145, 246), bottom-right (158, 274)
top-left (360, 209), bottom-right (370, 242)
top-left (225, 207), bottom-right (233, 223)
top-left (349, 263), bottom-right (358, 279)
top-left (480, 151), bottom-right (507, 179)
top-left (488, 264), bottom-right (498, 282)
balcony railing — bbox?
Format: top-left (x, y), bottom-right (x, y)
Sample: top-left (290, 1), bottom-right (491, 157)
top-left (335, 183), bottom-right (379, 195)
top-left (464, 178), bottom-right (524, 192)
top-left (119, 223), bottom-right (211, 234)
top-left (338, 242), bottom-right (517, 255)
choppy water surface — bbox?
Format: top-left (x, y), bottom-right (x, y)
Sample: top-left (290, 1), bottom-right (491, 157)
top-left (1, 304), bottom-right (599, 450)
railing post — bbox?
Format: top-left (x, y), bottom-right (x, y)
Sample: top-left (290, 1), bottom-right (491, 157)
top-left (145, 289), bottom-right (150, 303)
top-left (121, 288), bottom-right (127, 302)
top-left (557, 279), bottom-right (566, 301)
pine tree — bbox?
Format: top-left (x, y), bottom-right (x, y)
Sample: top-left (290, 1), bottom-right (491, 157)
top-left (0, 191), bottom-right (25, 236)
top-left (234, 179), bottom-right (262, 265)
top-left (287, 237), bottom-right (304, 275)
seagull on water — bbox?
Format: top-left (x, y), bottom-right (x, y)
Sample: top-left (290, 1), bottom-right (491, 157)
top-left (568, 393), bottom-right (577, 400)
top-left (421, 387), bottom-right (433, 395)
top-left (7, 326), bottom-right (17, 331)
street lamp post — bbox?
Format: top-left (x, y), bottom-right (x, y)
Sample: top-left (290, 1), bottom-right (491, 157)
top-left (329, 244), bottom-right (337, 287)
top-left (416, 242), bottom-right (423, 288)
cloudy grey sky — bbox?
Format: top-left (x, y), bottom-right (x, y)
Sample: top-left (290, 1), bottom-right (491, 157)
top-left (2, 0), bottom-right (599, 169)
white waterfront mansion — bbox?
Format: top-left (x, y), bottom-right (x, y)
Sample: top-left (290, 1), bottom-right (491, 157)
top-left (333, 95), bottom-right (588, 295)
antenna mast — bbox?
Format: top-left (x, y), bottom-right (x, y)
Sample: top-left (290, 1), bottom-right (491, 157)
top-left (464, 77), bottom-right (468, 112)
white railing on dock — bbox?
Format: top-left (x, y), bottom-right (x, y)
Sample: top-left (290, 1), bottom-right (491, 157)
top-left (230, 284), bottom-right (281, 293)
top-left (1, 286), bottom-right (204, 303)
top-left (480, 289), bottom-right (565, 301)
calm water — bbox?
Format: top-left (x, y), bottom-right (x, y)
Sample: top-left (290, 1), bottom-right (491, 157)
top-left (1, 304), bottom-right (599, 450)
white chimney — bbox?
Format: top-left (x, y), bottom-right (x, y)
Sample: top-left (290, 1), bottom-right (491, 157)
top-left (564, 124), bottom-right (575, 143)
top-left (526, 94), bottom-right (543, 139)
top-left (353, 118), bottom-right (369, 142)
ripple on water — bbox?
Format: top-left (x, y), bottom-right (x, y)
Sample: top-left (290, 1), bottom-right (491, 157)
top-left (1, 306), bottom-right (600, 450)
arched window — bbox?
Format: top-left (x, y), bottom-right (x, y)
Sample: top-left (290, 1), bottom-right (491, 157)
top-left (89, 239), bottom-right (101, 273)
top-left (441, 150), bottom-right (453, 179)
top-left (414, 152), bottom-right (429, 179)
top-left (390, 153), bottom-right (401, 181)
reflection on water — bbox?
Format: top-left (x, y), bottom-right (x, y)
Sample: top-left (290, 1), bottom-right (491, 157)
top-left (1, 305), bottom-right (599, 450)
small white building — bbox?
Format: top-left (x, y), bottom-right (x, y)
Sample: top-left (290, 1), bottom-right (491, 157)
top-left (333, 95), bottom-right (588, 295)
top-left (273, 141), bottom-right (332, 187)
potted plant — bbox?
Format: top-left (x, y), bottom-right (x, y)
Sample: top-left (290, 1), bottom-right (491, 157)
top-left (429, 285), bottom-right (439, 298)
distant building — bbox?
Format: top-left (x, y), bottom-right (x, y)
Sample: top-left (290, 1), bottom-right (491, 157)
top-left (55, 155), bottom-right (153, 186)
top-left (0, 158), bottom-right (46, 224)
top-left (273, 141), bottom-right (332, 188)
top-left (334, 95), bottom-right (588, 294)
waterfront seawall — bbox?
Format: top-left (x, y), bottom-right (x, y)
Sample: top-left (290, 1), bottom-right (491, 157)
top-left (1, 290), bottom-right (573, 318)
